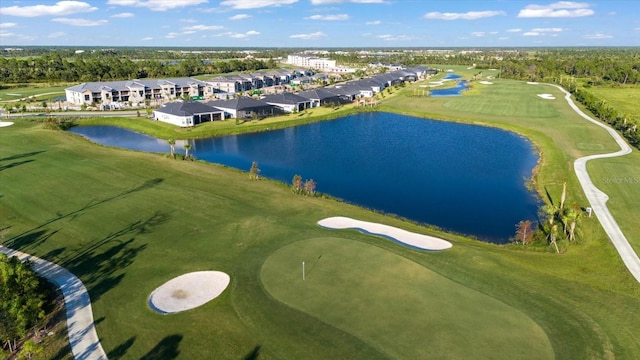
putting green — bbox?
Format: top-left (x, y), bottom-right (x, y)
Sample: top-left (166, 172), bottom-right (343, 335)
top-left (261, 237), bottom-right (554, 359)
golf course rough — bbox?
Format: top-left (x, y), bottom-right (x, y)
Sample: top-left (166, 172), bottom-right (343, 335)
top-left (261, 237), bottom-right (554, 359)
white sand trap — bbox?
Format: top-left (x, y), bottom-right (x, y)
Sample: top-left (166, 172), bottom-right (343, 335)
top-left (318, 216), bottom-right (452, 251)
top-left (527, 81), bottom-right (539, 85)
top-left (537, 94), bottom-right (556, 100)
top-left (148, 271), bottom-right (230, 314)
top-left (446, 69), bottom-right (454, 72)
top-left (0, 122), bottom-right (14, 127)
top-left (479, 81), bottom-right (493, 85)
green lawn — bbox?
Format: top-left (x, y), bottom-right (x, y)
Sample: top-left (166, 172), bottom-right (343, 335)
top-left (262, 237), bottom-right (553, 360)
top-left (586, 86), bottom-right (640, 120)
top-left (587, 151), bottom-right (640, 253)
top-left (0, 84), bottom-right (69, 103)
top-left (1, 71), bottom-right (640, 359)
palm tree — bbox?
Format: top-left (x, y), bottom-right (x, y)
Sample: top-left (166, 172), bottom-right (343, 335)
top-left (167, 139), bottom-right (175, 158)
top-left (563, 205), bottom-right (581, 242)
top-left (184, 144), bottom-right (192, 159)
top-left (550, 224), bottom-right (560, 253)
top-left (559, 182), bottom-right (567, 210)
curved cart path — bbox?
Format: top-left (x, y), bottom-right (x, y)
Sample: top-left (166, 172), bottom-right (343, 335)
top-left (548, 83), bottom-right (640, 283)
top-left (0, 245), bottom-right (108, 360)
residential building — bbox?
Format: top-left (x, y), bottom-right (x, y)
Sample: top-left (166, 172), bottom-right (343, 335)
top-left (206, 97), bottom-right (279, 119)
top-left (153, 101), bottom-right (224, 127)
top-left (261, 93), bottom-right (311, 113)
top-left (287, 54), bottom-right (336, 70)
top-left (65, 78), bottom-right (211, 106)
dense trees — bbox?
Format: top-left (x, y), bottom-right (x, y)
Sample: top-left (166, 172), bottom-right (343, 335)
top-left (0, 254), bottom-right (51, 355)
top-left (0, 52), bottom-right (275, 83)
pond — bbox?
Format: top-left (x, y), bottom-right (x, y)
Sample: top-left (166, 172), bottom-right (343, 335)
top-left (430, 80), bottom-right (468, 97)
top-left (70, 112), bottom-right (540, 243)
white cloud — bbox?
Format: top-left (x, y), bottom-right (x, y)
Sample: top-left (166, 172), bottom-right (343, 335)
top-left (471, 32), bottom-right (486, 37)
top-left (0, 22), bottom-right (18, 28)
top-left (0, 1), bottom-right (97, 17)
top-left (307, 14), bottom-right (349, 21)
top-left (312, 0), bottom-right (385, 3)
top-left (424, 10), bottom-right (506, 20)
top-left (499, 36), bottom-right (509, 40)
top-left (141, 36), bottom-right (153, 41)
top-left (229, 30), bottom-right (260, 38)
top-left (507, 28), bottom-right (522, 32)
top-left (523, 27), bottom-right (565, 36)
top-left (48, 31), bottom-right (66, 38)
top-left (0, 30), bottom-right (35, 41)
top-left (229, 14), bottom-right (251, 20)
top-left (366, 20), bottom-right (381, 25)
top-left (111, 12), bottom-right (134, 18)
top-left (52, 18), bottom-right (108, 26)
top-left (517, 1), bottom-right (594, 18)
top-left (583, 33), bottom-right (613, 39)
top-left (165, 32), bottom-right (179, 38)
top-left (183, 24), bottom-right (224, 32)
top-left (377, 34), bottom-right (411, 41)
top-left (290, 31), bottom-right (327, 39)
top-left (107, 0), bottom-right (208, 12)
top-left (220, 0), bottom-right (298, 9)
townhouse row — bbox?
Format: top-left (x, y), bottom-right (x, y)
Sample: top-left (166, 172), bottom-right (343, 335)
top-left (153, 66), bottom-right (436, 127)
top-left (64, 68), bottom-right (316, 107)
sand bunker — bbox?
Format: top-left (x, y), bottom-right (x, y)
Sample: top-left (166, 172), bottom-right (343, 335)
top-left (318, 216), bottom-right (452, 251)
top-left (479, 81), bottom-right (493, 85)
top-left (537, 94), bottom-right (556, 100)
top-left (0, 122), bottom-right (14, 127)
top-left (148, 271), bottom-right (230, 314)
top-left (527, 81), bottom-right (539, 85)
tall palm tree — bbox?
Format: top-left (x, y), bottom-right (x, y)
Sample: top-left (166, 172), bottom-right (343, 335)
top-left (559, 182), bottom-right (567, 210)
top-left (167, 139), bottom-right (175, 158)
top-left (550, 224), bottom-right (560, 253)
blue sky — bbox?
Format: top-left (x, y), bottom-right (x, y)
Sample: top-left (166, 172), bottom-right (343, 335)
top-left (1, 0), bottom-right (639, 47)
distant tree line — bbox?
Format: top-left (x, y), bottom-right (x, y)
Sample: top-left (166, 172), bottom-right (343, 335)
top-left (0, 53), bottom-right (278, 84)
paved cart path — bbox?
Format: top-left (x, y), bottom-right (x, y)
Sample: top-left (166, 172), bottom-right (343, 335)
top-left (0, 245), bottom-right (108, 360)
top-left (549, 83), bottom-right (640, 283)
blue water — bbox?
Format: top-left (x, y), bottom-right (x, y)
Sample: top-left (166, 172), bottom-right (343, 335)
top-left (430, 80), bottom-right (468, 97)
top-left (443, 73), bottom-right (462, 80)
top-left (70, 112), bottom-right (540, 243)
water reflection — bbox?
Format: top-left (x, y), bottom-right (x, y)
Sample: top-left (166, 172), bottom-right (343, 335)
top-left (70, 112), bottom-right (539, 243)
